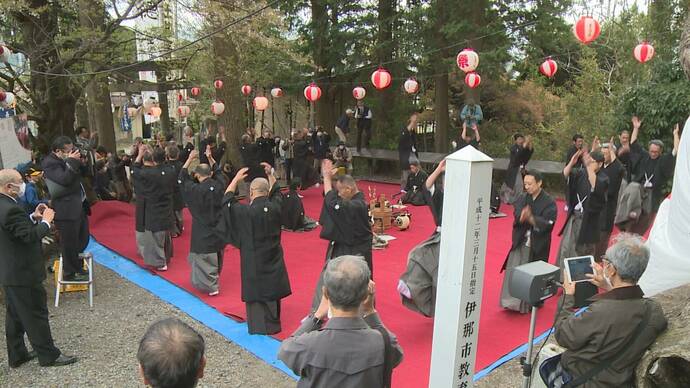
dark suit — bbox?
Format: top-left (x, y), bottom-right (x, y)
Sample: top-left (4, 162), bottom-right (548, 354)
top-left (0, 194), bottom-right (61, 365)
top-left (41, 153), bottom-right (90, 276)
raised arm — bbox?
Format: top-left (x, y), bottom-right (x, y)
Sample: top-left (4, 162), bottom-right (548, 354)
top-left (425, 159), bottom-right (446, 190)
top-left (672, 123), bottom-right (680, 157)
top-left (630, 116), bottom-right (642, 145)
top-left (563, 149), bottom-right (583, 178)
top-left (322, 159), bottom-right (336, 195)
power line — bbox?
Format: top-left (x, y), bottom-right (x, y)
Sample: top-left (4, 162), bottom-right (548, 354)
top-left (26, 0), bottom-right (280, 78)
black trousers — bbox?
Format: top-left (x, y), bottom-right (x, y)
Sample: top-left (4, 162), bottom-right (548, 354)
top-left (4, 284), bottom-right (61, 366)
top-left (54, 211), bottom-right (90, 275)
top-left (284, 158), bottom-right (293, 183)
top-left (356, 121), bottom-right (372, 151)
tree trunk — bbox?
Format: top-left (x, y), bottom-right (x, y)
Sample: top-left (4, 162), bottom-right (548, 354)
top-left (376, 0), bottom-right (397, 140)
top-left (79, 0), bottom-right (116, 151)
top-left (312, 0), bottom-right (335, 131)
top-left (16, 0), bottom-right (78, 153)
top-left (681, 11), bottom-right (690, 80)
top-left (434, 72), bottom-right (450, 152)
top-left (157, 88), bottom-right (171, 135)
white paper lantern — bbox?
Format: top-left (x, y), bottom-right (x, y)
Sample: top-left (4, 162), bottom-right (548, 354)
top-left (456, 48), bottom-right (479, 73)
top-left (253, 96), bottom-right (269, 111)
top-left (270, 87), bottom-right (283, 98)
top-left (404, 78), bottom-right (419, 94)
top-left (1, 92), bottom-right (15, 107)
top-left (211, 101), bottom-right (225, 115)
top-left (352, 86), bottom-right (366, 100)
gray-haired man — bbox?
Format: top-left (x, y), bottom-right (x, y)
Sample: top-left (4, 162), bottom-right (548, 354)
top-left (279, 255), bottom-right (403, 388)
top-left (548, 234), bottom-right (667, 387)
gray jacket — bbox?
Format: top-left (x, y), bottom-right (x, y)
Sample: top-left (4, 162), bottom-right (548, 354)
top-left (278, 313), bottom-right (403, 388)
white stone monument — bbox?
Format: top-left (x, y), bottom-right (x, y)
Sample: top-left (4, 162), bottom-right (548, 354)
top-left (429, 146), bottom-right (493, 388)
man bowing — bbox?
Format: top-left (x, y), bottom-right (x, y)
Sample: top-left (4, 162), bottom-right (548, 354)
top-left (219, 164), bottom-right (291, 335)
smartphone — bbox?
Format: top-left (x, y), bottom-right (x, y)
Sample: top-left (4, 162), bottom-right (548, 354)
top-left (564, 255), bottom-right (595, 283)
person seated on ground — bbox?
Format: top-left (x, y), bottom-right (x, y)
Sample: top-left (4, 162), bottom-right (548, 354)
top-left (401, 159), bottom-right (428, 206)
top-left (279, 255), bottom-right (403, 388)
top-left (333, 141), bottom-right (353, 175)
top-left (546, 233), bottom-right (668, 387)
top-left (138, 318), bottom-right (206, 388)
top-left (93, 160), bottom-right (116, 201)
top-left (281, 179), bottom-right (318, 232)
top-left (19, 167), bottom-right (50, 214)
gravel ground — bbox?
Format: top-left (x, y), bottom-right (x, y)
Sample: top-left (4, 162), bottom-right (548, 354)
top-left (0, 264), bottom-right (294, 388)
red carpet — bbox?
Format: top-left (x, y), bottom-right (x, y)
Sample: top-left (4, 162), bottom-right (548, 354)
top-left (89, 181), bottom-right (569, 387)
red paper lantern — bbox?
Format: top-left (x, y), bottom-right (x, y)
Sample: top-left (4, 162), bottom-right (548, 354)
top-left (0, 91), bottom-right (5, 102)
top-left (304, 83), bottom-right (322, 102)
top-left (539, 58), bottom-right (558, 78)
top-left (177, 106), bottom-right (191, 117)
top-left (149, 106), bottom-right (162, 117)
top-left (214, 79), bottom-right (224, 89)
top-left (253, 96), bottom-right (269, 111)
top-left (634, 42), bottom-right (655, 63)
top-left (573, 16), bottom-right (601, 44)
top-left (371, 68), bottom-right (392, 90)
top-left (464, 72), bottom-right (481, 89)
top-left (211, 101), bottom-right (225, 115)
top-left (241, 84), bottom-right (252, 96)
top-left (0, 45), bottom-right (11, 63)
top-left (352, 86), bottom-right (366, 100)
top-left (404, 78), bottom-right (419, 94)
top-left (270, 87), bottom-right (283, 98)
top-left (177, 93), bottom-right (183, 102)
top-left (191, 87), bottom-right (201, 96)
top-left (456, 48), bottom-right (480, 73)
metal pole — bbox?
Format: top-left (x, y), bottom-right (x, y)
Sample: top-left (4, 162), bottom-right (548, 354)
top-left (522, 305), bottom-right (539, 388)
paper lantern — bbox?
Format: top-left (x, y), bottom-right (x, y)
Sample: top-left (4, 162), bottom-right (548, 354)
top-left (191, 87), bottom-right (201, 96)
top-left (127, 107), bottom-right (138, 118)
top-left (456, 48), bottom-right (480, 73)
top-left (214, 79), bottom-right (223, 89)
top-left (143, 98), bottom-right (156, 111)
top-left (241, 84), bottom-right (252, 96)
top-left (1, 92), bottom-right (14, 108)
top-left (304, 83), bottom-right (322, 102)
top-left (177, 106), bottom-right (191, 117)
top-left (371, 68), bottom-right (392, 90)
top-left (539, 58), bottom-right (558, 78)
top-left (253, 96), bottom-right (269, 111)
top-left (0, 45), bottom-right (12, 63)
top-left (149, 106), bottom-right (162, 117)
top-left (634, 42), bottom-right (655, 63)
top-left (464, 72), bottom-right (481, 89)
top-left (404, 78), bottom-right (419, 94)
top-left (352, 86), bottom-right (366, 100)
top-left (573, 16), bottom-right (601, 44)
top-left (177, 93), bottom-right (183, 102)
top-left (211, 101), bottom-right (225, 115)
top-left (270, 87), bottom-right (283, 98)
top-left (0, 91), bottom-right (5, 103)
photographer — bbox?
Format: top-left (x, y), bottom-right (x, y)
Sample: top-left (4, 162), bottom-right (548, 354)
top-left (279, 255), bottom-right (403, 387)
top-left (41, 136), bottom-right (90, 281)
top-left (546, 234), bottom-right (667, 387)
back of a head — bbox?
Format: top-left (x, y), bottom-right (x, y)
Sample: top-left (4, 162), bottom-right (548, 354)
top-left (138, 318), bottom-right (205, 388)
top-left (605, 233), bottom-right (650, 283)
top-left (153, 148), bottom-right (167, 164)
top-left (250, 177), bottom-right (269, 195)
top-left (323, 255), bottom-right (371, 311)
top-left (166, 145), bottom-right (180, 160)
top-left (337, 175), bottom-right (358, 192)
top-left (194, 164), bottom-right (212, 178)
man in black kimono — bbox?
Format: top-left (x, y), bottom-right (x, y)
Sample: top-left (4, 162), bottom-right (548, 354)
top-left (180, 149), bottom-right (227, 296)
top-left (401, 160), bottom-right (428, 206)
top-left (398, 113), bottom-right (419, 191)
top-left (594, 140), bottom-right (625, 258)
top-left (557, 150), bottom-right (609, 270)
top-left (311, 159), bottom-right (372, 310)
top-left (616, 121), bottom-right (679, 235)
top-left (500, 171), bottom-right (557, 313)
top-left (240, 134), bottom-right (265, 183)
top-left (166, 145), bottom-right (185, 237)
top-left (500, 134), bottom-right (534, 204)
top-left (281, 181), bottom-right (317, 232)
top-left (199, 132), bottom-right (226, 165)
top-left (131, 145), bottom-right (177, 271)
top-left (256, 131), bottom-right (276, 167)
top-left (219, 164), bottom-right (291, 335)
top-left (355, 100), bottom-right (373, 152)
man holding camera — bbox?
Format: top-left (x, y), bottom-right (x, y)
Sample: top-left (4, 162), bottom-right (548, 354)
top-left (0, 169), bottom-right (77, 367)
top-left (279, 255), bottom-right (403, 388)
top-left (41, 136), bottom-right (91, 281)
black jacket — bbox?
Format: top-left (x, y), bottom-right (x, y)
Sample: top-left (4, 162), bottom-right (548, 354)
top-left (168, 160), bottom-right (185, 211)
top-left (41, 153), bottom-right (85, 221)
top-left (398, 128), bottom-right (418, 171)
top-left (131, 163), bottom-right (177, 232)
top-left (180, 167), bottom-right (227, 253)
top-left (559, 168), bottom-right (609, 245)
top-left (504, 144), bottom-right (534, 188)
top-left (600, 159), bottom-right (625, 233)
top-left (0, 194), bottom-right (51, 286)
top-left (503, 190), bottom-right (557, 271)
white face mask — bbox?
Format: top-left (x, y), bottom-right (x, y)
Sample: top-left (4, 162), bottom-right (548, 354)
top-left (12, 182), bottom-right (26, 197)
